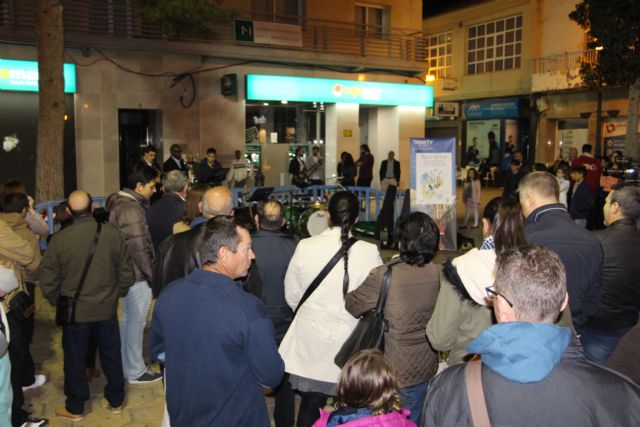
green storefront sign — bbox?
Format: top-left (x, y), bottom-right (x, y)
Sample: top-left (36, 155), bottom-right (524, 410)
top-left (246, 74), bottom-right (433, 107)
top-left (235, 20), bottom-right (255, 42)
top-left (0, 58), bottom-right (77, 93)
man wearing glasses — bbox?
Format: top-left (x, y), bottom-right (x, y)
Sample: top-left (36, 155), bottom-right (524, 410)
top-left (422, 245), bottom-right (640, 426)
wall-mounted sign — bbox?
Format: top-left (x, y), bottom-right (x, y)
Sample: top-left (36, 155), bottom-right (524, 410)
top-left (247, 74), bottom-right (434, 107)
top-left (463, 97), bottom-right (524, 119)
top-left (0, 58), bottom-right (76, 93)
top-left (435, 102), bottom-right (459, 117)
top-left (235, 20), bottom-right (303, 48)
top-left (343, 129), bottom-right (353, 137)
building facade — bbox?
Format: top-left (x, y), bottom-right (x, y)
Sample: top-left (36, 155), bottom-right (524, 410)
top-left (0, 0), bottom-right (428, 196)
top-left (423, 0), bottom-right (631, 167)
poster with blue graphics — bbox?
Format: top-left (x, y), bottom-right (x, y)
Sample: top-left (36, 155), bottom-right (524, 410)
top-left (410, 137), bottom-right (457, 251)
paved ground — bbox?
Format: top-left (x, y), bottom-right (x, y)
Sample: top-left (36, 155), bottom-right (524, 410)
top-left (23, 186), bottom-right (503, 426)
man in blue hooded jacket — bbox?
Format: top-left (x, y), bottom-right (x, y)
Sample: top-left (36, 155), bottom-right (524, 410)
top-left (422, 245), bottom-right (640, 427)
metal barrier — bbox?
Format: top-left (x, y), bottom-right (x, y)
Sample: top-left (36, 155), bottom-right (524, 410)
top-left (34, 188), bottom-right (405, 248)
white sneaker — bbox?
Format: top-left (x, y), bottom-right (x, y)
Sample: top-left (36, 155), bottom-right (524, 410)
top-left (22, 374), bottom-right (47, 392)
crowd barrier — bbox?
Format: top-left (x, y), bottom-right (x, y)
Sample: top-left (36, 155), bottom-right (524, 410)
top-left (34, 186), bottom-right (406, 248)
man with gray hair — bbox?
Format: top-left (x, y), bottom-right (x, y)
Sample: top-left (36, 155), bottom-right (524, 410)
top-left (151, 216), bottom-right (284, 426)
top-left (423, 245), bottom-right (640, 426)
top-left (582, 184), bottom-right (640, 363)
top-left (147, 170), bottom-right (188, 248)
top-left (518, 171), bottom-right (602, 331)
top-left (151, 186), bottom-right (235, 296)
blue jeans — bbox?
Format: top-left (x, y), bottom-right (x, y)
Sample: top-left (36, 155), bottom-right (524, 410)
top-left (580, 326), bottom-right (632, 365)
top-left (401, 380), bottom-right (430, 424)
top-left (121, 280), bottom-right (152, 380)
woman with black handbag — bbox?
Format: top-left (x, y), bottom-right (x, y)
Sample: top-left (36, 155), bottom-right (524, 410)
top-left (279, 191), bottom-right (383, 427)
top-left (345, 212), bottom-right (441, 424)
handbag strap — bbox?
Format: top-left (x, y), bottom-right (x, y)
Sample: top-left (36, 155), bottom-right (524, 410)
top-left (374, 262), bottom-right (396, 314)
top-left (73, 222), bottom-right (102, 302)
top-left (465, 359), bottom-right (491, 427)
top-left (294, 237), bottom-right (357, 316)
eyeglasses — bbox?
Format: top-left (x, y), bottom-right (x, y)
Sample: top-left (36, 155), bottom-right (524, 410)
top-left (485, 286), bottom-right (514, 308)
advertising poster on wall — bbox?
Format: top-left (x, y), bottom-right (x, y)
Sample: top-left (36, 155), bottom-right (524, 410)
top-left (466, 119), bottom-right (500, 161)
top-left (410, 137), bottom-right (457, 251)
top-left (558, 128), bottom-right (589, 159)
top-left (603, 119), bottom-right (640, 156)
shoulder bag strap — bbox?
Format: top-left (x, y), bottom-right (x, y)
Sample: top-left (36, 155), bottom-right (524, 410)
top-left (294, 237), bottom-right (357, 316)
top-left (73, 222), bottom-right (102, 302)
top-left (465, 359), bottom-right (491, 427)
top-left (374, 263), bottom-right (394, 314)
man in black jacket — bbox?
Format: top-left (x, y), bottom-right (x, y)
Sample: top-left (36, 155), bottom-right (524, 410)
top-left (379, 150), bottom-right (400, 192)
top-left (252, 200), bottom-right (297, 427)
top-left (582, 184), bottom-right (640, 363)
top-left (162, 144), bottom-right (187, 173)
top-left (422, 245), bottom-right (640, 427)
top-left (518, 172), bottom-right (603, 331)
top-left (146, 170), bottom-right (187, 249)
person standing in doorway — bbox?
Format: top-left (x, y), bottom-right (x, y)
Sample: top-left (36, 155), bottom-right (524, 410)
top-left (306, 146), bottom-right (324, 186)
top-left (356, 144), bottom-right (374, 187)
top-left (379, 150), bottom-right (400, 193)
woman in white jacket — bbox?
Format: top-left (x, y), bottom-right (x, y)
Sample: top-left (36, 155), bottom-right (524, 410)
top-left (280, 191), bottom-right (382, 427)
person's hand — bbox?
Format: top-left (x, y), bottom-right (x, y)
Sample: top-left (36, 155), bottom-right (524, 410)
top-left (27, 195), bottom-right (35, 209)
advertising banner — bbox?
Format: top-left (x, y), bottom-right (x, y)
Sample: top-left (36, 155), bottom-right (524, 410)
top-left (463, 97), bottom-right (521, 119)
top-left (466, 119), bottom-right (500, 161)
top-left (410, 137), bottom-right (457, 251)
top-left (603, 119), bottom-right (640, 156)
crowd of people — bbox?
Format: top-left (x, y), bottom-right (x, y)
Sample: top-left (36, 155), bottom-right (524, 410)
top-left (0, 141), bottom-right (639, 426)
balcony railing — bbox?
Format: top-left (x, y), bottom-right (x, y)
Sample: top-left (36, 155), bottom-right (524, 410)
top-left (0, 1), bottom-right (427, 66)
top-left (532, 50), bottom-right (598, 74)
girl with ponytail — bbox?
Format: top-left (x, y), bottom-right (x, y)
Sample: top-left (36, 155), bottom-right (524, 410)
top-left (280, 191), bottom-right (383, 427)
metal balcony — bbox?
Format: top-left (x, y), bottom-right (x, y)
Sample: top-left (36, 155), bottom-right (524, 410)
top-left (0, 1), bottom-right (428, 76)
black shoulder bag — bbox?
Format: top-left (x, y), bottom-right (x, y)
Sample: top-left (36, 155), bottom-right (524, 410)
top-left (293, 237), bottom-right (357, 317)
top-left (334, 262), bottom-right (395, 368)
top-left (55, 222), bottom-right (102, 326)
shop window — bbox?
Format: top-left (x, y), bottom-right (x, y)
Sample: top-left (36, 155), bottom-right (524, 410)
top-left (466, 13), bottom-right (522, 75)
top-left (356, 3), bottom-right (390, 38)
top-left (423, 30), bottom-right (452, 79)
top-left (252, 0), bottom-right (303, 24)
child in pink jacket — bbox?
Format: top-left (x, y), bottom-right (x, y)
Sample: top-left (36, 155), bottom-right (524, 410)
top-left (312, 349), bottom-right (416, 427)
top-left (461, 168), bottom-right (481, 228)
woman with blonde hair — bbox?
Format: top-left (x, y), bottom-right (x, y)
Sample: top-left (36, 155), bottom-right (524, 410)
top-left (312, 349), bottom-right (415, 426)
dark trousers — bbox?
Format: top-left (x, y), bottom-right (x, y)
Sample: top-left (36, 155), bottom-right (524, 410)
top-left (356, 178), bottom-right (372, 187)
top-left (273, 373), bottom-right (295, 427)
top-left (296, 391), bottom-right (329, 427)
top-left (62, 317), bottom-right (125, 414)
top-left (7, 312), bottom-right (30, 426)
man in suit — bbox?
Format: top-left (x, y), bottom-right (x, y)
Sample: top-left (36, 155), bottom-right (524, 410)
top-left (379, 150), bottom-right (400, 192)
top-left (146, 170), bottom-right (188, 249)
top-left (163, 144), bottom-right (187, 173)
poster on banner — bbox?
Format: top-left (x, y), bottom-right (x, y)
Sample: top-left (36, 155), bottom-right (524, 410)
top-left (603, 119), bottom-right (640, 156)
top-left (410, 137), bottom-right (457, 251)
top-left (466, 120), bottom-right (500, 161)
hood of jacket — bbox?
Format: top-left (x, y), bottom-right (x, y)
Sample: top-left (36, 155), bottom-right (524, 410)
top-left (451, 248), bottom-right (495, 306)
top-left (108, 188), bottom-right (148, 211)
top-left (468, 322), bottom-right (572, 383)
top-left (0, 212), bottom-right (29, 232)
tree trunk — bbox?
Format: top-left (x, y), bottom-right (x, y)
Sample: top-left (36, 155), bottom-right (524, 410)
top-left (626, 77), bottom-right (640, 160)
top-left (36, 0), bottom-right (65, 202)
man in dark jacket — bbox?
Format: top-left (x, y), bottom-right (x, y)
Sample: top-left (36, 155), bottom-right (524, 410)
top-left (146, 170), bottom-right (187, 249)
top-left (151, 216), bottom-right (284, 427)
top-left (422, 245), bottom-right (640, 427)
top-left (356, 144), bottom-right (374, 187)
top-left (162, 144), bottom-right (187, 173)
top-left (518, 172), bottom-right (603, 330)
top-left (40, 190), bottom-right (135, 421)
top-left (195, 147), bottom-right (224, 185)
top-left (502, 159), bottom-right (524, 199)
top-left (379, 150), bottom-right (400, 193)
top-left (252, 200), bottom-right (297, 427)
top-left (108, 166), bottom-right (161, 384)
top-left (582, 184), bottom-right (640, 363)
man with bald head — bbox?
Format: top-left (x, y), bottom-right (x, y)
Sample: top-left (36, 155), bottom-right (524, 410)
top-left (152, 186), bottom-right (235, 296)
top-left (40, 191), bottom-right (135, 421)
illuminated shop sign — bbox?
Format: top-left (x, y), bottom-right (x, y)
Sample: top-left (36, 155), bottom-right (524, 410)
top-left (246, 74), bottom-right (433, 107)
top-left (0, 58), bottom-right (77, 93)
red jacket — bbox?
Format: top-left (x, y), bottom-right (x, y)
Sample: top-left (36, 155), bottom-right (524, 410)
top-left (312, 409), bottom-right (416, 427)
top-left (572, 155), bottom-right (601, 194)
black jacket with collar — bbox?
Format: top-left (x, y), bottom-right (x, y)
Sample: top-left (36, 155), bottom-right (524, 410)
top-left (379, 159), bottom-right (401, 182)
top-left (587, 218), bottom-right (640, 330)
top-left (525, 203), bottom-right (603, 328)
top-left (163, 156), bottom-right (187, 173)
top-left (422, 337), bottom-right (640, 427)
